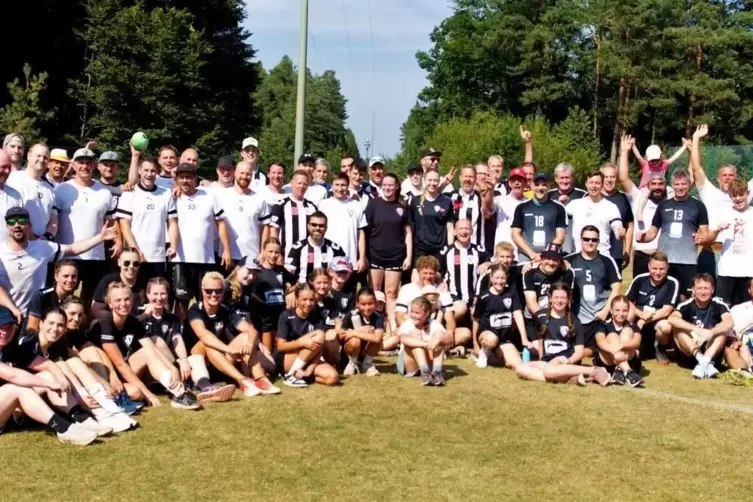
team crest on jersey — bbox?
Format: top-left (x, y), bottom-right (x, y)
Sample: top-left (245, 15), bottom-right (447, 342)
top-left (434, 205), bottom-right (443, 213)
top-left (396, 207), bottom-right (403, 216)
top-left (307, 252), bottom-right (315, 264)
top-left (161, 324), bottom-right (169, 334)
top-left (291, 206), bottom-right (299, 216)
top-left (124, 334), bottom-right (134, 347)
top-left (560, 326), bottom-right (569, 336)
top-left (503, 298), bottom-right (512, 309)
top-left (276, 273), bottom-right (283, 283)
top-left (341, 297), bottom-right (349, 308)
top-left (214, 321), bottom-right (224, 334)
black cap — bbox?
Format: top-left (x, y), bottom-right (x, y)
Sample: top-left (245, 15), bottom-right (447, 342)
top-left (540, 242), bottom-right (563, 260)
top-left (298, 153), bottom-right (316, 164)
top-left (419, 148), bottom-right (441, 159)
top-left (5, 207), bottom-right (30, 220)
top-left (0, 306), bottom-right (16, 325)
top-left (407, 162), bottom-right (423, 174)
top-left (216, 156), bottom-right (235, 169)
top-left (174, 163), bottom-right (196, 176)
top-left (533, 172), bottom-right (550, 183)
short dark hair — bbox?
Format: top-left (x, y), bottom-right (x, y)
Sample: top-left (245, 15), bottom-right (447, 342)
top-left (580, 225), bottom-right (600, 237)
top-left (268, 162), bottom-right (286, 171)
top-left (309, 211), bottom-right (327, 223)
top-left (693, 273), bottom-right (715, 287)
top-left (331, 173), bottom-right (349, 185)
top-left (585, 170), bottom-right (603, 181)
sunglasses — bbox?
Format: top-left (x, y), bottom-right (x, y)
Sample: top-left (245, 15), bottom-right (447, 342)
top-left (309, 222), bottom-right (326, 228)
top-left (122, 260), bottom-right (141, 268)
top-left (5, 217), bottom-right (28, 226)
top-left (203, 288), bottom-right (224, 295)
top-left (581, 237), bottom-right (599, 243)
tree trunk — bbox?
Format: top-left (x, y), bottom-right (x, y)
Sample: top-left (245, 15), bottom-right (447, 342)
top-left (610, 77), bottom-right (626, 164)
top-left (593, 34), bottom-right (601, 139)
top-left (685, 43), bottom-right (702, 138)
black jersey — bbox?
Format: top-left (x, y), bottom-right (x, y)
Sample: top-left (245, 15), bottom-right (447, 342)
top-left (440, 242), bottom-right (490, 303)
top-left (285, 238), bottom-right (345, 284)
top-left (603, 191), bottom-right (634, 262)
top-left (475, 264), bottom-right (523, 301)
top-left (0, 331), bottom-right (36, 369)
top-left (522, 266), bottom-right (575, 318)
top-left (603, 320), bottom-right (639, 336)
top-left (677, 297), bottom-right (730, 329)
top-left (535, 314), bottom-right (585, 360)
top-left (331, 288), bottom-right (355, 318)
top-left (223, 281), bottom-right (253, 320)
top-left (511, 199), bottom-right (567, 263)
top-left (89, 312), bottom-right (147, 360)
top-left (565, 252), bottom-right (621, 324)
top-left (364, 197), bottom-right (409, 262)
top-left (317, 296), bottom-right (339, 328)
top-left (249, 266), bottom-right (293, 331)
top-left (142, 312), bottom-right (182, 345)
top-left (409, 193), bottom-right (455, 254)
top-left (548, 187), bottom-right (586, 203)
top-left (341, 310), bottom-right (385, 332)
top-left (651, 197), bottom-right (709, 265)
top-left (626, 273), bottom-right (680, 310)
top-left (28, 287), bottom-right (65, 320)
top-left (473, 288), bottom-right (522, 340)
top-left (183, 302), bottom-right (246, 350)
top-left (92, 273), bottom-right (143, 315)
top-left (277, 308), bottom-right (326, 342)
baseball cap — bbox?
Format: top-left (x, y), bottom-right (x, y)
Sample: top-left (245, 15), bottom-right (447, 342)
top-left (369, 156), bottom-right (385, 168)
top-left (419, 148), bottom-right (441, 159)
top-left (647, 171), bottom-right (666, 181)
top-left (243, 256), bottom-right (261, 271)
top-left (3, 133), bottom-right (24, 147)
top-left (0, 306), bottom-right (17, 326)
top-left (533, 172), bottom-right (550, 183)
top-left (216, 156), bottom-right (235, 169)
top-left (99, 151), bottom-right (119, 163)
top-left (72, 148), bottom-right (95, 161)
top-left (241, 137), bottom-right (259, 150)
top-left (420, 285), bottom-right (439, 296)
top-left (330, 257), bottom-right (352, 273)
top-left (646, 145), bottom-right (662, 161)
top-left (5, 207), bottom-right (30, 220)
top-left (509, 167), bottom-right (526, 180)
top-left (374, 291), bottom-right (386, 303)
top-left (540, 242), bottom-right (563, 260)
top-left (174, 163), bottom-right (196, 176)
top-left (407, 162), bottom-right (423, 174)
top-left (298, 153), bottom-right (316, 164)
top-left (50, 149), bottom-right (70, 163)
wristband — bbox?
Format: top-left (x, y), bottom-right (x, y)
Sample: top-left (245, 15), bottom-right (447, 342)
top-left (43, 232), bottom-right (55, 241)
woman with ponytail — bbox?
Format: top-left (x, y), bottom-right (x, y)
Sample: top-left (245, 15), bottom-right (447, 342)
top-left (407, 169), bottom-right (455, 265)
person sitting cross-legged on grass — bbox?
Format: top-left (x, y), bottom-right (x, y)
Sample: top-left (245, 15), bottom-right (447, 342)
top-left (515, 283), bottom-right (611, 386)
top-left (668, 273), bottom-right (733, 379)
top-left (183, 272), bottom-right (280, 398)
top-left (91, 282), bottom-right (201, 410)
top-left (473, 263), bottom-right (526, 371)
top-left (397, 296), bottom-right (452, 386)
top-left (593, 295), bottom-right (644, 387)
top-left (339, 287), bottom-right (385, 376)
top-left (276, 283), bottom-right (339, 387)
top-left (724, 279), bottom-right (753, 372)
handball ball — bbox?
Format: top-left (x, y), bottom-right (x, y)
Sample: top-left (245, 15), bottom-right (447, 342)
top-left (130, 132), bottom-right (149, 151)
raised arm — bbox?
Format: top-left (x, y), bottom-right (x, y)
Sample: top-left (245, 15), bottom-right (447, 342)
top-left (63, 221), bottom-right (116, 257)
top-left (631, 143), bottom-right (645, 164)
top-left (666, 140), bottom-right (689, 165)
top-left (618, 134), bottom-right (637, 193)
top-left (690, 124), bottom-right (709, 188)
top-left (127, 145), bottom-right (141, 186)
top-left (520, 126), bottom-right (533, 164)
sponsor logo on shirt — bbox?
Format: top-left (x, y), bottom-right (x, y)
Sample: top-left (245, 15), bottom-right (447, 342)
top-left (396, 208), bottom-right (403, 216)
top-left (560, 326), bottom-right (569, 336)
top-left (307, 252), bottom-right (315, 264)
top-left (214, 321), bottom-right (224, 335)
top-left (292, 206), bottom-right (299, 216)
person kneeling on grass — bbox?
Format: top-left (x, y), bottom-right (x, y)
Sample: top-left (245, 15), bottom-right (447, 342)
top-left (594, 295), bottom-right (644, 387)
top-left (276, 284), bottom-right (339, 387)
top-left (397, 296), bottom-right (451, 386)
top-left (473, 263), bottom-right (526, 370)
top-left (668, 273), bottom-right (733, 379)
top-left (183, 272), bottom-right (280, 398)
top-left (91, 282), bottom-right (201, 410)
top-left (339, 287), bottom-right (385, 376)
top-left (515, 283), bottom-right (611, 386)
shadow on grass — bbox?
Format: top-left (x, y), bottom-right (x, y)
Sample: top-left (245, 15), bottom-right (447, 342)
top-left (374, 359), bottom-right (469, 380)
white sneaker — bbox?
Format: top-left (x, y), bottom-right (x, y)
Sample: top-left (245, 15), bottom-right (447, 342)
top-left (98, 412), bottom-right (137, 433)
top-left (475, 349), bottom-right (489, 369)
top-left (79, 417), bottom-right (113, 437)
top-left (705, 363), bottom-right (719, 379)
top-left (363, 365), bottom-right (380, 376)
top-left (343, 362), bottom-right (359, 376)
top-left (240, 380), bottom-right (262, 397)
top-left (57, 423), bottom-right (98, 445)
top-left (692, 362), bottom-right (707, 379)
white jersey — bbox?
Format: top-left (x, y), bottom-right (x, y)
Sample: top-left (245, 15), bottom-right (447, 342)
top-left (116, 184), bottom-right (177, 263)
top-left (698, 180), bottom-right (735, 244)
top-left (0, 240), bottom-right (60, 311)
top-left (7, 170), bottom-right (55, 237)
top-left (258, 185), bottom-right (286, 206)
top-left (317, 197), bottom-right (367, 267)
top-left (174, 189), bottom-right (224, 264)
top-left (218, 187), bottom-right (270, 262)
top-left (711, 206), bottom-right (753, 278)
top-left (53, 180), bottom-right (115, 260)
top-left (44, 174), bottom-right (61, 189)
top-left (624, 186), bottom-right (661, 252)
top-left (565, 196), bottom-right (621, 254)
top-left (401, 178), bottom-right (423, 198)
top-left (395, 282), bottom-right (454, 315)
top-left (730, 301), bottom-right (753, 342)
top-left (493, 194), bottom-right (528, 257)
top-left (0, 186), bottom-right (23, 243)
top-left (398, 318), bottom-right (446, 342)
top-left (155, 174), bottom-right (174, 190)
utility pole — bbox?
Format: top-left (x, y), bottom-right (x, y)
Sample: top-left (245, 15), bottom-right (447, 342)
top-left (365, 138), bottom-right (371, 160)
top-left (294, 0), bottom-right (309, 167)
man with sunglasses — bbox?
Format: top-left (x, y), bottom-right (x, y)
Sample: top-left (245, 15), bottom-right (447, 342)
top-left (285, 211), bottom-right (346, 284)
top-left (0, 207), bottom-right (116, 314)
top-left (91, 249), bottom-right (145, 320)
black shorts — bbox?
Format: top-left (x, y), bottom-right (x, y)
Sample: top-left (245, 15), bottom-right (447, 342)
top-left (139, 262), bottom-right (168, 283)
top-left (583, 320), bottom-right (606, 350)
top-left (594, 350), bottom-right (642, 374)
top-left (369, 255), bottom-right (404, 271)
top-left (543, 349), bottom-right (574, 363)
top-left (669, 263), bottom-right (696, 295)
top-left (172, 263), bottom-right (216, 301)
top-left (75, 259), bottom-right (107, 300)
top-left (632, 251), bottom-right (653, 279)
top-left (716, 276), bottom-right (751, 306)
top-left (477, 320), bottom-right (514, 346)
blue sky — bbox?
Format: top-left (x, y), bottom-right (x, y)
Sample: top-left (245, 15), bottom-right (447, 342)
top-left (244, 0), bottom-right (453, 158)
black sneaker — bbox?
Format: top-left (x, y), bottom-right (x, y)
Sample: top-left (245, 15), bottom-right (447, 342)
top-left (432, 371), bottom-right (446, 387)
top-left (624, 370), bottom-right (645, 388)
top-left (611, 368), bottom-right (626, 386)
top-left (420, 371), bottom-right (433, 386)
top-left (170, 392), bottom-right (202, 410)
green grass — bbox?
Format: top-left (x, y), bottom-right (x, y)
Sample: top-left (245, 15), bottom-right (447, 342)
top-left (5, 357), bottom-right (753, 501)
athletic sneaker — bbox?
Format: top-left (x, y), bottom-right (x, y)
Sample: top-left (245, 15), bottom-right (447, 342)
top-left (57, 423), bottom-right (98, 445)
top-left (567, 375), bottom-right (586, 386)
top-left (240, 379), bottom-right (262, 397)
top-left (97, 412), bottom-right (137, 433)
top-left (475, 349), bottom-right (489, 369)
top-left (655, 341), bottom-right (670, 366)
top-left (449, 346), bottom-right (466, 358)
top-left (704, 363), bottom-right (720, 379)
top-left (592, 367), bottom-right (611, 387)
top-left (196, 383), bottom-right (236, 403)
top-left (624, 370), bottom-right (645, 388)
top-left (79, 417), bottom-right (113, 437)
top-left (343, 361), bottom-right (359, 376)
top-left (363, 365), bottom-right (380, 377)
top-left (283, 374), bottom-right (309, 388)
top-left (611, 368), bottom-right (626, 386)
top-left (420, 371), bottom-right (433, 386)
top-left (116, 392), bottom-right (144, 415)
top-left (432, 371), bottom-right (446, 386)
top-left (170, 392), bottom-right (201, 410)
top-left (692, 362), bottom-right (707, 379)
top-left (254, 378), bottom-right (282, 395)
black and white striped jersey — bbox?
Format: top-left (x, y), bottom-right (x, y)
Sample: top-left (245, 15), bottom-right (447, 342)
top-left (440, 242), bottom-right (491, 303)
top-left (285, 238), bottom-right (346, 284)
top-left (251, 169), bottom-right (269, 192)
top-left (264, 196), bottom-right (318, 257)
top-left (448, 189), bottom-right (487, 246)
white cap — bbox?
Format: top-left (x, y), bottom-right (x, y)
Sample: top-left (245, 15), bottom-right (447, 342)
top-left (72, 148), bottom-right (95, 161)
top-left (369, 156), bottom-right (386, 168)
top-left (420, 285), bottom-right (439, 296)
top-left (242, 137), bottom-right (259, 150)
top-left (244, 255), bottom-right (261, 271)
top-left (49, 148), bottom-right (70, 163)
top-left (646, 145), bottom-right (661, 161)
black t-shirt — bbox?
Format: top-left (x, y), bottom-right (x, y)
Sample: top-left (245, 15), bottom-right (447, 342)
top-left (223, 281), bottom-right (253, 320)
top-left (317, 296), bottom-right (339, 329)
top-left (626, 274), bottom-right (680, 310)
top-left (473, 288), bottom-right (522, 339)
top-left (677, 298), bottom-right (730, 329)
top-left (183, 303), bottom-right (245, 348)
top-left (14, 330), bottom-right (75, 363)
top-left (331, 288), bottom-right (356, 318)
top-left (90, 312), bottom-right (147, 360)
top-left (535, 314), bottom-right (585, 359)
top-left (28, 287), bottom-right (64, 319)
top-left (408, 194), bottom-right (455, 253)
top-left (511, 200), bottom-right (567, 262)
top-left (92, 273), bottom-right (143, 315)
top-left (548, 187), bottom-right (586, 203)
top-left (340, 310), bottom-right (385, 331)
top-left (277, 308), bottom-right (326, 342)
top-left (603, 191), bottom-right (634, 261)
top-left (249, 266), bottom-right (294, 330)
top-left (603, 320), bottom-right (639, 336)
top-left (475, 264), bottom-right (523, 302)
top-left (142, 312), bottom-right (182, 345)
top-left (522, 266), bottom-right (575, 318)
top-left (651, 197), bottom-right (709, 265)
top-left (364, 198), bottom-right (409, 261)
top-left (0, 331), bottom-right (37, 369)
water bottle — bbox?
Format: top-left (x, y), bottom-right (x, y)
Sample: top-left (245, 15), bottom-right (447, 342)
top-left (522, 348), bottom-right (531, 362)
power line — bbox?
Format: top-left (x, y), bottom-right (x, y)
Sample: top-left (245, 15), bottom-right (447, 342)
top-left (366, 0), bottom-right (379, 154)
top-left (308, 26), bottom-right (325, 72)
top-left (339, 0), bottom-right (361, 136)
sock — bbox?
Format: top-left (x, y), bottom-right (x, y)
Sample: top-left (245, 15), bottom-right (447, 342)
top-left (188, 355), bottom-right (212, 390)
top-left (362, 355), bottom-right (374, 368)
top-left (419, 363), bottom-right (430, 374)
top-left (67, 405), bottom-right (90, 424)
top-left (696, 354), bottom-right (710, 365)
top-left (433, 360), bottom-right (443, 373)
top-left (287, 357), bottom-right (307, 376)
top-left (159, 371), bottom-right (186, 397)
top-left (90, 384), bottom-right (123, 414)
top-left (47, 414), bottom-right (72, 434)
top-left (348, 355), bottom-right (358, 366)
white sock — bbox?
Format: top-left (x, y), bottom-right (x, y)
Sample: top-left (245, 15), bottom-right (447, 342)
top-left (188, 355), bottom-right (212, 390)
top-left (696, 354), bottom-right (710, 365)
top-left (362, 355), bottom-right (374, 368)
top-left (158, 371), bottom-right (185, 397)
top-left (348, 355), bottom-right (359, 366)
top-left (90, 384), bottom-right (124, 414)
top-left (287, 357), bottom-right (307, 376)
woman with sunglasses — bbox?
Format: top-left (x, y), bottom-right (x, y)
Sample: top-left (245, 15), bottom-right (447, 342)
top-left (91, 249), bottom-right (143, 320)
top-left (27, 259), bottom-right (79, 333)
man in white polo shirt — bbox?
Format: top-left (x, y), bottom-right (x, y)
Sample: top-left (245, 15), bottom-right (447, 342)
top-left (240, 136), bottom-right (267, 191)
top-left (7, 143), bottom-right (55, 240)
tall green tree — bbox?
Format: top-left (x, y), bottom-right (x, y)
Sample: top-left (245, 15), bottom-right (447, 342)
top-left (0, 64), bottom-right (55, 143)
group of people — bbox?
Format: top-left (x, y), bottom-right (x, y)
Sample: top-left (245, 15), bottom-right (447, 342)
top-left (0, 122), bottom-right (751, 446)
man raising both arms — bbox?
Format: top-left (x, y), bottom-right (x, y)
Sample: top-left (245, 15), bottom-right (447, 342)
top-left (511, 172), bottom-right (567, 264)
